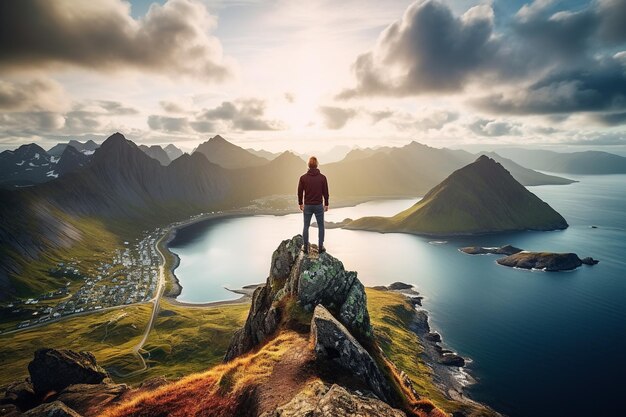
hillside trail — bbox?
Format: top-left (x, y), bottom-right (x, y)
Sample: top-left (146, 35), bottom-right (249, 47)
top-left (255, 333), bottom-right (316, 415)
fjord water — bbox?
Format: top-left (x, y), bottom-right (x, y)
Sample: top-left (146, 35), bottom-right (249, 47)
top-left (169, 174), bottom-right (626, 417)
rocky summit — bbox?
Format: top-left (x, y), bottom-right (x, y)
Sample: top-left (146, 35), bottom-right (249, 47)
top-left (28, 349), bottom-right (108, 395)
top-left (225, 235), bottom-right (371, 361)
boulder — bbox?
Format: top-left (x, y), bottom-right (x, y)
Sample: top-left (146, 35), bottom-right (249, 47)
top-left (28, 349), bottom-right (108, 395)
top-left (424, 332), bottom-right (442, 343)
top-left (439, 353), bottom-right (465, 367)
top-left (260, 380), bottom-right (406, 417)
top-left (1, 380), bottom-right (36, 410)
top-left (53, 383), bottom-right (129, 416)
top-left (310, 305), bottom-right (391, 402)
top-left (0, 404), bottom-right (22, 417)
top-left (387, 282), bottom-right (413, 291)
top-left (225, 235), bottom-right (372, 361)
top-left (23, 401), bottom-right (81, 417)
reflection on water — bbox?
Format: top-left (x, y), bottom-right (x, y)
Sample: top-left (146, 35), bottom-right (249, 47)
top-left (169, 175), bottom-right (626, 417)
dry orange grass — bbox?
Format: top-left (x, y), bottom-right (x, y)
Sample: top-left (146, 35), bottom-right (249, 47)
top-left (99, 331), bottom-right (303, 417)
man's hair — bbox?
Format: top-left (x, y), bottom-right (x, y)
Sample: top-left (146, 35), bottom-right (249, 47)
top-left (308, 156), bottom-right (318, 169)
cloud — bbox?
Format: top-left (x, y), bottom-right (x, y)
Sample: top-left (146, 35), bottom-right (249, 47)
top-left (566, 131), bottom-right (626, 145)
top-left (0, 99), bottom-right (140, 140)
top-left (0, 78), bottom-right (67, 111)
top-left (97, 100), bottom-right (139, 115)
top-left (318, 106), bottom-right (357, 129)
top-left (196, 99), bottom-right (284, 131)
top-left (597, 0), bottom-right (626, 44)
top-left (339, 0), bottom-right (626, 108)
top-left (594, 111), bottom-right (626, 126)
top-left (474, 56), bottom-right (626, 115)
top-left (0, 0), bottom-right (233, 82)
top-left (148, 98), bottom-right (284, 133)
top-left (338, 1), bottom-right (507, 98)
top-left (369, 110), bottom-right (394, 124)
top-left (148, 115), bottom-right (192, 133)
top-left (160, 101), bottom-right (186, 114)
top-left (469, 119), bottom-right (521, 137)
top-left (380, 109), bottom-right (458, 131)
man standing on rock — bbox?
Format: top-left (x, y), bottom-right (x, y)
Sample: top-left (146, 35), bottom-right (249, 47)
top-left (298, 156), bottom-right (329, 254)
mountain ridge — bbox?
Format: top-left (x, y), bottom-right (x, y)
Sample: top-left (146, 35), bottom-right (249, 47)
top-left (346, 155), bottom-right (568, 235)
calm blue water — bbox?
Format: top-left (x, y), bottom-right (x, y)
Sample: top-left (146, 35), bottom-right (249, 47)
top-left (169, 174), bottom-right (626, 417)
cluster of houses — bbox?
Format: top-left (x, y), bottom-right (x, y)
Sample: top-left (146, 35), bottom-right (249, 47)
top-left (6, 230), bottom-right (162, 332)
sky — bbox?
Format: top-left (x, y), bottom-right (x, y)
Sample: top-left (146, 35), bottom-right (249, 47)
top-left (0, 0), bottom-right (625, 154)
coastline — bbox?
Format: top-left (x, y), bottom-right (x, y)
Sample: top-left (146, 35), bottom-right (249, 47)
top-left (157, 196), bottom-right (416, 306)
top-left (383, 285), bottom-right (502, 416)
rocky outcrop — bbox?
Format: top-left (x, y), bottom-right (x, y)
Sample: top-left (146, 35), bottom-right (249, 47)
top-left (225, 235), bottom-right (372, 361)
top-left (28, 349), bottom-right (108, 395)
top-left (52, 383), bottom-right (129, 416)
top-left (460, 245), bottom-right (522, 256)
top-left (497, 252), bottom-right (598, 271)
top-left (23, 401), bottom-right (81, 417)
top-left (0, 348), bottom-right (132, 416)
top-left (0, 381), bottom-right (36, 411)
top-left (260, 380), bottom-right (406, 417)
top-left (310, 305), bottom-right (392, 402)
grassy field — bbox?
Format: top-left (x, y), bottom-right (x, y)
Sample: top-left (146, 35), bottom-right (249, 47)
top-left (0, 304), bottom-right (152, 386)
top-left (125, 300), bottom-right (249, 384)
top-left (366, 288), bottom-right (460, 413)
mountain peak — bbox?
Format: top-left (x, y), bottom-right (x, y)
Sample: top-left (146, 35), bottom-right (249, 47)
top-left (100, 132), bottom-right (128, 149)
top-left (210, 134), bottom-right (227, 143)
top-left (347, 156), bottom-right (568, 235)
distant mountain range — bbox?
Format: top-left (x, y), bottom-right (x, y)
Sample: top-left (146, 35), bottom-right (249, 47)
top-left (0, 143), bottom-right (90, 189)
top-left (495, 148), bottom-right (626, 175)
top-left (48, 139), bottom-right (99, 157)
top-left (346, 155), bottom-right (568, 235)
top-left (0, 141), bottom-right (185, 188)
top-left (138, 144), bottom-right (171, 166)
top-left (0, 133), bottom-right (590, 298)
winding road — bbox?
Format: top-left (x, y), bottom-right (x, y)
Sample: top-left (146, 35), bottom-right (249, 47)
top-left (109, 229), bottom-right (168, 378)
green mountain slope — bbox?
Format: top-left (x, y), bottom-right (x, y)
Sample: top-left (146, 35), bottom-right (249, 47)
top-left (346, 156), bottom-right (568, 235)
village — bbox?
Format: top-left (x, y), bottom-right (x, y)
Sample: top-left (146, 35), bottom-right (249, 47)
top-left (4, 230), bottom-right (162, 332)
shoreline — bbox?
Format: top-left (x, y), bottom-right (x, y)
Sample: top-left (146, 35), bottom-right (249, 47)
top-left (157, 196), bottom-right (417, 306)
top-left (384, 285), bottom-right (501, 416)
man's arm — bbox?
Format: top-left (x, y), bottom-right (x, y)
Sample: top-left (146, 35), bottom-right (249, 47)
top-left (323, 176), bottom-right (329, 210)
top-left (297, 176), bottom-right (304, 210)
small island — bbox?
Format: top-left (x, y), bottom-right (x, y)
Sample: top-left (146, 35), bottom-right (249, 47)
top-left (496, 252), bottom-right (599, 271)
top-left (460, 245), bottom-right (522, 256)
top-left (461, 245), bottom-right (599, 271)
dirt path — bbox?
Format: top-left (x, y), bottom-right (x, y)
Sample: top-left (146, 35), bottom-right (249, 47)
top-left (255, 334), bottom-right (316, 414)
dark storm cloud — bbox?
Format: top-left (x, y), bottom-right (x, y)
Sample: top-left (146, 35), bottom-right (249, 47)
top-left (339, 0), bottom-right (626, 112)
top-left (318, 106), bottom-right (357, 129)
top-left (338, 1), bottom-right (508, 98)
top-left (468, 119), bottom-right (520, 137)
top-left (594, 112), bottom-right (626, 126)
top-left (474, 57), bottom-right (626, 115)
top-left (0, 0), bottom-right (232, 81)
top-left (597, 0), bottom-right (626, 44)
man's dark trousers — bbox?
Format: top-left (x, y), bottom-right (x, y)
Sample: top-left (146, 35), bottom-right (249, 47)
top-left (303, 204), bottom-right (324, 251)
